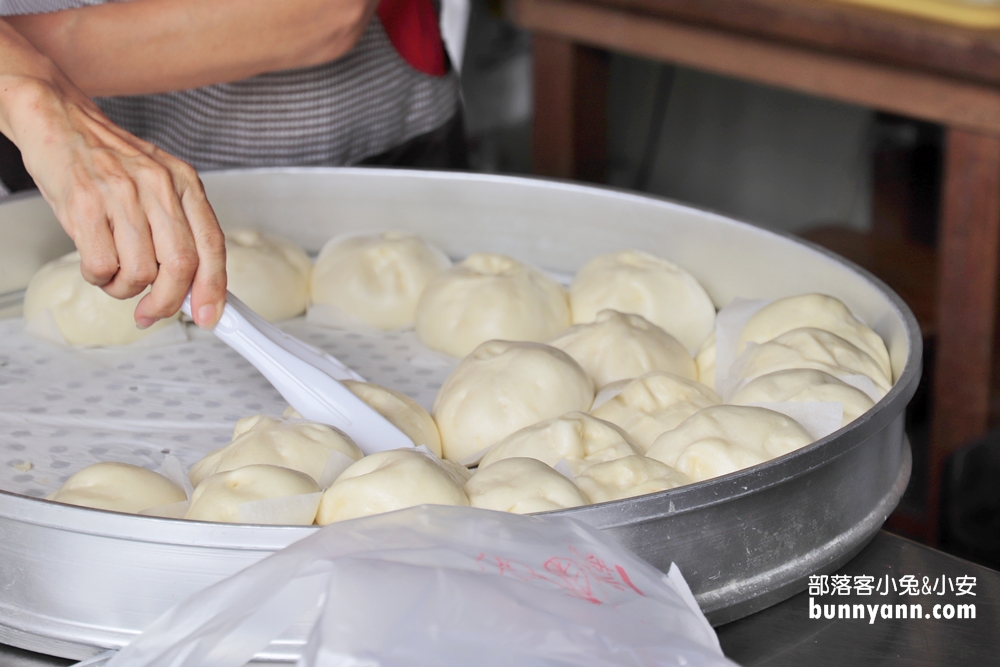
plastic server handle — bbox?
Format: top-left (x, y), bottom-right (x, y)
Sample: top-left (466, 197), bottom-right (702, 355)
top-left (181, 291), bottom-right (414, 455)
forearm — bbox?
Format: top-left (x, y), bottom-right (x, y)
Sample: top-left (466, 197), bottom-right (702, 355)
top-left (5, 0), bottom-right (378, 98)
top-left (0, 19), bottom-right (227, 330)
top-left (0, 18), bottom-right (75, 143)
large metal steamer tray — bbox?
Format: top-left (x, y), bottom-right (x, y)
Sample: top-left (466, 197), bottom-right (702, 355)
top-left (0, 168), bottom-right (920, 662)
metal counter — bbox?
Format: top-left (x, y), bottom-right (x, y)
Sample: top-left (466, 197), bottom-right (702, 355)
top-left (717, 531), bottom-right (999, 665)
top-left (3, 531), bottom-right (995, 666)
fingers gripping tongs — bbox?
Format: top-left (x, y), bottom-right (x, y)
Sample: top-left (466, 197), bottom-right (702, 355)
top-left (181, 292), bottom-right (413, 455)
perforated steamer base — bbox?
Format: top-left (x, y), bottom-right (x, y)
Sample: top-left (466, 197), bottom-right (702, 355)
top-left (0, 316), bottom-right (456, 498)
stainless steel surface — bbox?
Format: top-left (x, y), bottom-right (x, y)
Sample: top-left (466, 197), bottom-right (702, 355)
top-left (0, 289), bottom-right (25, 311)
top-left (0, 644), bottom-right (72, 667)
top-left (0, 168), bottom-right (922, 661)
top-left (0, 288), bottom-right (26, 319)
top-left (717, 532), bottom-right (1000, 666)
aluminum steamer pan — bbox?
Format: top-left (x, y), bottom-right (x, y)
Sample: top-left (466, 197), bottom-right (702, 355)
top-left (0, 168), bottom-right (920, 661)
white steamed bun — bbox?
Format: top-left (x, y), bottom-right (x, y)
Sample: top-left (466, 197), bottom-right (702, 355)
top-left (695, 332), bottom-right (716, 390)
top-left (464, 457), bottom-right (589, 514)
top-left (729, 368), bottom-right (875, 426)
top-left (646, 405), bottom-right (813, 482)
top-left (188, 415), bottom-right (363, 487)
top-left (185, 464), bottom-right (320, 524)
top-left (478, 411), bottom-right (641, 475)
top-left (415, 253), bottom-right (571, 357)
top-left (47, 462), bottom-right (186, 514)
top-left (225, 229), bottom-right (311, 321)
top-left (342, 380), bottom-right (441, 456)
top-left (316, 449), bottom-right (469, 524)
top-left (738, 294), bottom-right (891, 380)
top-left (575, 455), bottom-right (691, 503)
top-left (547, 309), bottom-right (696, 388)
top-left (568, 250), bottom-right (716, 352)
top-left (310, 231), bottom-right (451, 330)
top-left (732, 328), bottom-right (891, 398)
top-left (590, 372), bottom-right (721, 451)
top-left (432, 340), bottom-right (594, 461)
top-left (23, 252), bottom-right (180, 346)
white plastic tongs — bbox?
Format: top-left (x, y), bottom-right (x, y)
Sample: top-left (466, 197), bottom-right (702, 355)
top-left (181, 291), bottom-right (413, 455)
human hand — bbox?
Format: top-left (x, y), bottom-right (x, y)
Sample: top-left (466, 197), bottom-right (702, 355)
top-left (0, 69), bottom-right (226, 329)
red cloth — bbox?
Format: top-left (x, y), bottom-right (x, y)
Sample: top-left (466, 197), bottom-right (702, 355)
top-left (377, 0), bottom-right (448, 77)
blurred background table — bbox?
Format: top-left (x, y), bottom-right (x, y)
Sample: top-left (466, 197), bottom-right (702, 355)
top-left (509, 0), bottom-right (1000, 544)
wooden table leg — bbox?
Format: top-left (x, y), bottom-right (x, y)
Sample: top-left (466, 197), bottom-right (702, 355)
top-left (531, 34), bottom-right (609, 182)
top-left (928, 127), bottom-right (1000, 543)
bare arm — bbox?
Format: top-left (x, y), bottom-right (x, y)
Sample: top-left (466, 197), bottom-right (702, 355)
top-left (5, 0), bottom-right (378, 97)
top-left (0, 18), bottom-right (226, 328)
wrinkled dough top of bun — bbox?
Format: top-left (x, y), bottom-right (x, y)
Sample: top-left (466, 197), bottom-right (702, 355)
top-left (479, 411), bottom-right (641, 475)
top-left (185, 464), bottom-right (320, 524)
top-left (738, 294), bottom-right (891, 380)
top-left (311, 231), bottom-right (451, 330)
top-left (225, 229), bottom-right (312, 322)
top-left (464, 457), bottom-right (589, 514)
top-left (646, 405), bottom-right (812, 482)
top-left (317, 449), bottom-right (469, 524)
top-left (548, 309), bottom-right (696, 388)
top-left (188, 415), bottom-right (362, 487)
top-left (432, 340), bottom-right (594, 461)
top-left (729, 368), bottom-right (875, 426)
top-left (23, 252), bottom-right (179, 346)
top-left (590, 372), bottom-right (721, 451)
top-left (575, 455), bottom-right (691, 503)
top-left (568, 250), bottom-right (716, 353)
top-left (732, 327), bottom-right (891, 397)
top-left (415, 253), bottom-right (571, 357)
top-left (47, 462), bottom-right (186, 514)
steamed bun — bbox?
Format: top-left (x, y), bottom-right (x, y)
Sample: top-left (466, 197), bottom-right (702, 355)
top-left (432, 341), bottom-right (594, 461)
top-left (590, 372), bottom-right (721, 451)
top-left (547, 309), bottom-right (696, 388)
top-left (464, 457), bottom-right (589, 514)
top-left (569, 250), bottom-right (716, 352)
top-left (646, 405), bottom-right (813, 482)
top-left (575, 455), bottom-right (691, 503)
top-left (479, 411), bottom-right (641, 475)
top-left (738, 294), bottom-right (891, 381)
top-left (185, 464), bottom-right (320, 524)
top-left (225, 229), bottom-right (311, 321)
top-left (729, 368), bottom-right (875, 426)
top-left (188, 415), bottom-right (363, 487)
top-left (310, 231), bottom-right (451, 330)
top-left (316, 449), bottom-right (469, 524)
top-left (415, 253), bottom-right (571, 357)
top-left (695, 332), bottom-right (716, 390)
top-left (23, 252), bottom-right (180, 346)
top-left (732, 328), bottom-right (891, 398)
top-left (47, 462), bottom-right (186, 514)
top-left (342, 380), bottom-right (441, 456)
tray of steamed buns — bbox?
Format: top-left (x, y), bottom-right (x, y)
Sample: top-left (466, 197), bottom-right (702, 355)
top-left (14, 236), bottom-right (887, 523)
top-left (0, 168), bottom-right (920, 646)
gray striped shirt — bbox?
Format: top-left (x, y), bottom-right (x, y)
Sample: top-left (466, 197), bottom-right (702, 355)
top-left (1, 1), bottom-right (460, 169)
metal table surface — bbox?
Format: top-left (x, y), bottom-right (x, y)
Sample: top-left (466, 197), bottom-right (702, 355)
top-left (716, 531), bottom-right (999, 666)
top-left (1, 531), bottom-right (995, 666)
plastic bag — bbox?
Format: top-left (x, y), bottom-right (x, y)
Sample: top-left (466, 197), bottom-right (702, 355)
top-left (98, 505), bottom-right (738, 667)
